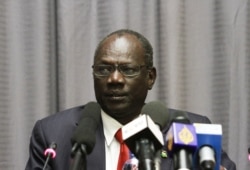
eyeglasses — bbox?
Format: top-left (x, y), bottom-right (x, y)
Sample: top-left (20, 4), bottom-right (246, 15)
top-left (92, 64), bottom-right (147, 77)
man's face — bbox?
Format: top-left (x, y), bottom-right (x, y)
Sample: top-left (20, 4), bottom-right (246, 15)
top-left (93, 34), bottom-right (156, 124)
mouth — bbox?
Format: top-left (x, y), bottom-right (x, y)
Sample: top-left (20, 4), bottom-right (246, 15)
top-left (104, 92), bottom-right (127, 101)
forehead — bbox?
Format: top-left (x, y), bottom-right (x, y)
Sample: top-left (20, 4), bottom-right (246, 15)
top-left (95, 34), bottom-right (145, 63)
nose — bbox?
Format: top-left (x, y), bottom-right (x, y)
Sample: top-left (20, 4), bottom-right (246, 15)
top-left (107, 69), bottom-right (125, 84)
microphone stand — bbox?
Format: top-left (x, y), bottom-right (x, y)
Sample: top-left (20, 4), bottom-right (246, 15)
top-left (174, 149), bottom-right (192, 170)
top-left (154, 150), bottom-right (162, 170)
top-left (70, 144), bottom-right (87, 170)
top-left (136, 138), bottom-right (155, 170)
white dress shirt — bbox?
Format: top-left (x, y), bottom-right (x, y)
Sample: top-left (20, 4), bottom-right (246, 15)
top-left (101, 110), bottom-right (123, 170)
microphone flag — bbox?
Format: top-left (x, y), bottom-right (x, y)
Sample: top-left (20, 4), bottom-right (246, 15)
top-left (193, 123), bottom-right (222, 170)
top-left (122, 114), bottom-right (164, 154)
top-left (166, 122), bottom-right (197, 157)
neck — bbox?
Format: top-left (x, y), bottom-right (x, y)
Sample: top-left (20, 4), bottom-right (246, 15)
top-left (115, 112), bottom-right (141, 125)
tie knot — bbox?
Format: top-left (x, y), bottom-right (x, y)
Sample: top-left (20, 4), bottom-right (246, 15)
top-left (115, 128), bottom-right (123, 143)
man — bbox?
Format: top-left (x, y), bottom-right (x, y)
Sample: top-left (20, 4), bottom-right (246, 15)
top-left (25, 29), bottom-right (236, 170)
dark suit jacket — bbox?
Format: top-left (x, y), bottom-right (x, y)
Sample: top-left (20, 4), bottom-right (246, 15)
top-left (25, 105), bottom-right (236, 170)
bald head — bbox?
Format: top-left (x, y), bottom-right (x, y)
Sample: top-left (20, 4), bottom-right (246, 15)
top-left (94, 29), bottom-right (153, 68)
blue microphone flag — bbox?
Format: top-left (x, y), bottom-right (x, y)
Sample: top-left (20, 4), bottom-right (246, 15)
top-left (193, 123), bottom-right (222, 170)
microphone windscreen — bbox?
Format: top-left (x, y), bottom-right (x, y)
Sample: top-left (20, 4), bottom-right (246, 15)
top-left (71, 102), bottom-right (101, 154)
top-left (170, 110), bottom-right (191, 124)
top-left (141, 101), bottom-right (169, 130)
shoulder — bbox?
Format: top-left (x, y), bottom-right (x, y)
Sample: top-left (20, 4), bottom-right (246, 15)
top-left (168, 108), bottom-right (211, 124)
top-left (38, 105), bottom-right (85, 126)
top-left (28, 105), bottom-right (87, 154)
top-left (162, 108), bottom-right (211, 132)
top-left (31, 105), bottom-right (86, 141)
top-left (26, 105), bottom-right (86, 169)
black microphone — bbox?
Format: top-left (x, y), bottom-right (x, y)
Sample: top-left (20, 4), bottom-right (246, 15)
top-left (122, 101), bottom-right (169, 170)
top-left (142, 101), bottom-right (169, 130)
top-left (165, 111), bottom-right (197, 170)
top-left (70, 102), bottom-right (101, 170)
top-left (42, 142), bottom-right (57, 170)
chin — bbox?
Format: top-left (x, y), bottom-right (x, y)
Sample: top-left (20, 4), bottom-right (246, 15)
top-left (102, 99), bottom-right (128, 109)
top-left (103, 104), bottom-right (130, 117)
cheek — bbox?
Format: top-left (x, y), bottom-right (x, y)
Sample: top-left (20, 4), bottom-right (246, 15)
top-left (94, 79), bottom-right (105, 93)
top-left (130, 79), bottom-right (149, 95)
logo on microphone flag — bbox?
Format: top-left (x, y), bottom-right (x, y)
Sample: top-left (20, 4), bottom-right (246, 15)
top-left (166, 123), bottom-right (197, 155)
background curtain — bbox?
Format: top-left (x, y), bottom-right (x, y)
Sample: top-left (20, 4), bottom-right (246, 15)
top-left (0, 0), bottom-right (249, 169)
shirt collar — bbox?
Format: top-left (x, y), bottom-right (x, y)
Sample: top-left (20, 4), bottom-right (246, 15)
top-left (101, 110), bottom-right (122, 146)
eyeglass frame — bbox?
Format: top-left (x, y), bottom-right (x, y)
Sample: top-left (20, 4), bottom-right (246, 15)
top-left (92, 64), bottom-right (151, 78)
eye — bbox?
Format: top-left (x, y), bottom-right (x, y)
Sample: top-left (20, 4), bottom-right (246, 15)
top-left (120, 65), bottom-right (138, 75)
top-left (95, 65), bottom-right (113, 75)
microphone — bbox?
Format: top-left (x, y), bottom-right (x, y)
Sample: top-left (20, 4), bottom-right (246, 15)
top-left (70, 102), bottom-right (101, 170)
top-left (122, 101), bottom-right (169, 170)
top-left (42, 142), bottom-right (57, 170)
top-left (165, 111), bottom-right (197, 170)
top-left (142, 101), bottom-right (169, 130)
top-left (193, 123), bottom-right (222, 170)
top-left (248, 147), bottom-right (250, 161)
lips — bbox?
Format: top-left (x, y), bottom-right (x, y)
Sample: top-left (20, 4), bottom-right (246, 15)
top-left (104, 92), bottom-right (127, 101)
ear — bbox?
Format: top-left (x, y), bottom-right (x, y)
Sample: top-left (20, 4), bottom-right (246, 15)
top-left (147, 67), bottom-right (156, 90)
